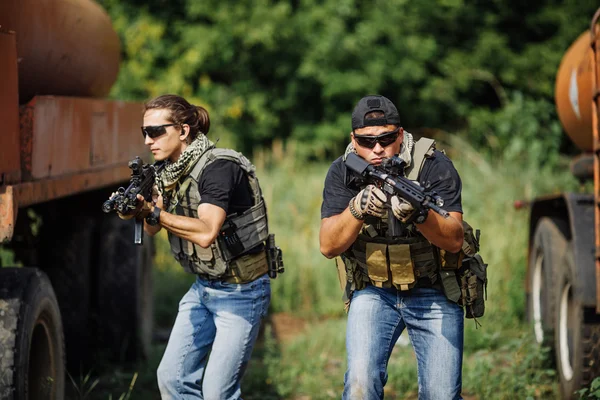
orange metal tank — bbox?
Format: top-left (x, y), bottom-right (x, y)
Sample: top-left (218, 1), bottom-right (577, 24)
top-left (555, 31), bottom-right (594, 151)
top-left (0, 0), bottom-right (121, 103)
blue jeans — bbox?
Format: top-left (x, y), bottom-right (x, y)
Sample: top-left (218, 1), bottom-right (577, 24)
top-left (343, 285), bottom-right (464, 400)
top-left (157, 274), bottom-right (271, 400)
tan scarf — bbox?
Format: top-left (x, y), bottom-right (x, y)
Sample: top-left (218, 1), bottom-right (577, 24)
top-left (156, 133), bottom-right (214, 206)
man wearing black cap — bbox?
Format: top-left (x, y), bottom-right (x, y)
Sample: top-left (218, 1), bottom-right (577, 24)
top-left (319, 95), bottom-right (465, 399)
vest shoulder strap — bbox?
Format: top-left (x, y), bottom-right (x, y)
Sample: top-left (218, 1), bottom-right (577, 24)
top-left (186, 147), bottom-right (262, 205)
top-left (405, 137), bottom-right (436, 181)
top-left (189, 148), bottom-right (256, 180)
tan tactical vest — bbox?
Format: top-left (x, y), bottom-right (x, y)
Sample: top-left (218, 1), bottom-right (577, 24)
top-left (167, 148), bottom-right (270, 283)
top-left (336, 138), bottom-right (463, 309)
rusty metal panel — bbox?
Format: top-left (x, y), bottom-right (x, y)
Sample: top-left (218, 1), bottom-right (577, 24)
top-left (0, 186), bottom-right (17, 243)
top-left (31, 97), bottom-right (93, 179)
top-left (90, 101), bottom-right (114, 166)
top-left (591, 8), bottom-right (600, 312)
top-left (13, 165), bottom-right (132, 208)
top-left (116, 101), bottom-right (147, 163)
top-left (23, 96), bottom-right (149, 181)
top-left (91, 101), bottom-right (147, 167)
top-left (0, 30), bottom-right (21, 185)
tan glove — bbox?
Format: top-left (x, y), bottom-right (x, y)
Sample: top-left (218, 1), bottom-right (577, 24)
top-left (350, 185), bottom-right (387, 219)
top-left (391, 195), bottom-right (416, 223)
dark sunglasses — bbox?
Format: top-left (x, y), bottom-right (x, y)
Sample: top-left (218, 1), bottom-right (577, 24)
top-left (353, 127), bottom-right (400, 149)
top-left (141, 123), bottom-right (179, 139)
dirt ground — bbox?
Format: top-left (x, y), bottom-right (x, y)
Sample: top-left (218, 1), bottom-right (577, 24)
top-left (268, 312), bottom-right (308, 344)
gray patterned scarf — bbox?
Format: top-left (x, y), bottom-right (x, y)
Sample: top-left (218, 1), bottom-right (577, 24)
top-left (156, 133), bottom-right (214, 206)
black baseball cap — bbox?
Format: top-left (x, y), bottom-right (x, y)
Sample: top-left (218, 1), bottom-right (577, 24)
top-left (351, 95), bottom-right (401, 131)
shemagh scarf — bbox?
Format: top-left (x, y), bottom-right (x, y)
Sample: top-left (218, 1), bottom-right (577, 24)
top-left (155, 133), bottom-right (214, 206)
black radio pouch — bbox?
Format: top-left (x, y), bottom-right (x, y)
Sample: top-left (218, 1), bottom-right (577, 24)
top-left (217, 220), bottom-right (245, 262)
top-left (459, 254), bottom-right (488, 319)
top-left (456, 222), bottom-right (488, 321)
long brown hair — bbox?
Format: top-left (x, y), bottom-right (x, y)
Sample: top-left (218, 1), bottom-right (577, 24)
top-left (143, 94), bottom-right (210, 140)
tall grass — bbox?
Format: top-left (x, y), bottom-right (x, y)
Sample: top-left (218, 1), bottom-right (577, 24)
top-left (244, 136), bottom-right (579, 399)
top-left (93, 137), bottom-right (584, 398)
top-left (256, 154), bottom-right (343, 318)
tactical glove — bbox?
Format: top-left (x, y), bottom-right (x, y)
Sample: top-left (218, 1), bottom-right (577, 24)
top-left (391, 195), bottom-right (417, 223)
top-left (116, 193), bottom-right (153, 220)
top-left (350, 185), bottom-right (387, 219)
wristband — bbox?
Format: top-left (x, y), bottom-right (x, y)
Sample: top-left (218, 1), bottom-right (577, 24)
top-left (146, 207), bottom-right (161, 226)
top-left (348, 198), bottom-right (366, 220)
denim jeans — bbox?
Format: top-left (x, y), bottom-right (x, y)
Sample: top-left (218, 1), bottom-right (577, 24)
top-left (157, 274), bottom-right (271, 400)
top-left (343, 285), bottom-right (464, 400)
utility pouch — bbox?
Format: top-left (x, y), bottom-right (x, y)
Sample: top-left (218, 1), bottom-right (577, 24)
top-left (439, 249), bottom-right (464, 270)
top-left (365, 242), bottom-right (389, 287)
top-left (388, 244), bottom-right (416, 290)
top-left (335, 255), bottom-right (367, 312)
top-left (229, 251), bottom-right (269, 283)
top-left (459, 254), bottom-right (488, 319)
top-left (217, 220), bottom-right (245, 261)
top-left (266, 234), bottom-right (284, 279)
top-left (217, 201), bottom-right (269, 262)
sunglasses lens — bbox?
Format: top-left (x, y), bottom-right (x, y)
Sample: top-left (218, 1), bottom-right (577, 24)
top-left (378, 133), bottom-right (398, 147)
top-left (354, 129), bottom-right (399, 149)
top-left (141, 126), bottom-right (167, 139)
top-left (355, 137), bottom-right (377, 148)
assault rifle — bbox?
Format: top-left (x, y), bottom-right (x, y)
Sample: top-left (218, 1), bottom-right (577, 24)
top-left (345, 152), bottom-right (449, 234)
top-left (102, 157), bottom-right (165, 245)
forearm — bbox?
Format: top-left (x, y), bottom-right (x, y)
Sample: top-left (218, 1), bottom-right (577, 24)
top-left (319, 209), bottom-right (364, 258)
top-left (415, 211), bottom-right (464, 253)
top-left (154, 211), bottom-right (217, 248)
top-left (144, 222), bottom-right (162, 236)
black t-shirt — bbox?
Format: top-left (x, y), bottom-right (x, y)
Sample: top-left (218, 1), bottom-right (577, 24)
top-left (197, 159), bottom-right (263, 255)
top-left (198, 159), bottom-right (253, 215)
top-left (321, 150), bottom-right (463, 219)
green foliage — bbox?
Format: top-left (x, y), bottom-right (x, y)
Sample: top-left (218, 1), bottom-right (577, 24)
top-left (0, 247), bottom-right (18, 267)
top-left (578, 377), bottom-right (600, 399)
top-left (98, 0), bottom-right (599, 160)
top-left (463, 91), bottom-right (565, 168)
top-left (136, 138), bottom-right (580, 398)
top-left (462, 339), bottom-right (557, 399)
top-left (83, 2), bottom-right (600, 397)
top-left (67, 370), bottom-right (100, 400)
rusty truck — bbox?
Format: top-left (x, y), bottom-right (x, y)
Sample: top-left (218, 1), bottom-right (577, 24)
top-left (525, 7), bottom-right (600, 399)
top-left (0, 0), bottom-right (154, 398)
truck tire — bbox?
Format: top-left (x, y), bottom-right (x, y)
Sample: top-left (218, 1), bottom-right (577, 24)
top-left (527, 217), bottom-right (568, 358)
top-left (92, 216), bottom-right (154, 363)
top-left (0, 267), bottom-right (65, 400)
top-left (38, 214), bottom-right (95, 372)
top-left (554, 246), bottom-right (600, 399)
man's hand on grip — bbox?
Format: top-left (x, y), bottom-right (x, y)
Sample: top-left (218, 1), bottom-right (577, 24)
top-left (351, 185), bottom-right (387, 219)
top-left (391, 195), bottom-right (416, 223)
top-left (115, 192), bottom-right (153, 220)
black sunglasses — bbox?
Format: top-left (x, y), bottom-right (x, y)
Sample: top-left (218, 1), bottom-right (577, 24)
top-left (353, 127), bottom-right (400, 149)
top-left (141, 123), bottom-right (179, 139)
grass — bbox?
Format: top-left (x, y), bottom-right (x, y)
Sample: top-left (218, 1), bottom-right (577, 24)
top-left (2, 137), bottom-right (592, 399)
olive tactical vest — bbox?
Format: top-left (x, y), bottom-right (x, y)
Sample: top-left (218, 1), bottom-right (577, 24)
top-left (336, 138), bottom-right (464, 309)
top-left (167, 148), bottom-right (270, 282)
